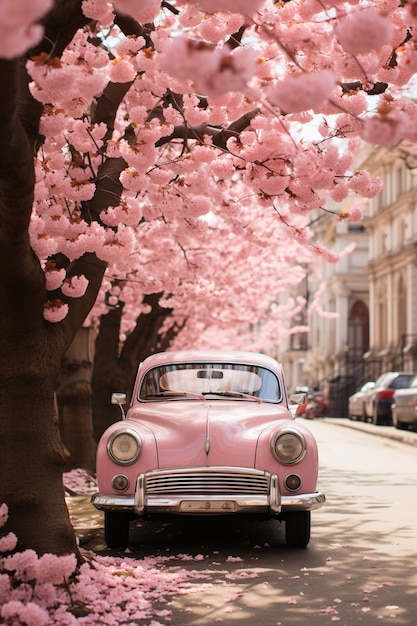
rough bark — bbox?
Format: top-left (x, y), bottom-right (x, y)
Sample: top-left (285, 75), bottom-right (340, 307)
top-left (0, 2), bottom-right (107, 557)
top-left (56, 328), bottom-right (97, 473)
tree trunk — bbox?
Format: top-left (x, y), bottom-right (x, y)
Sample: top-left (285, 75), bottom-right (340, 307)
top-left (56, 328), bottom-right (97, 473)
top-left (91, 306), bottom-right (126, 442)
top-left (0, 351), bottom-right (80, 556)
top-left (0, 5), bottom-right (107, 556)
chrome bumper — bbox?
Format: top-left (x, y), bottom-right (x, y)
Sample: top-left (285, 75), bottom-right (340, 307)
top-left (91, 471), bottom-right (325, 516)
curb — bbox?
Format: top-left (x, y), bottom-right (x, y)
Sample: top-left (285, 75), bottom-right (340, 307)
top-left (321, 417), bottom-right (417, 448)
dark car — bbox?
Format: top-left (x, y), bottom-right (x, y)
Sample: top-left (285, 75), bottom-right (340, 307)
top-left (363, 372), bottom-right (416, 425)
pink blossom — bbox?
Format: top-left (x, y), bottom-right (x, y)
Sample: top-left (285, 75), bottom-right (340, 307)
top-left (0, 573), bottom-right (11, 604)
top-left (267, 71), bottom-right (336, 114)
top-left (158, 37), bottom-right (256, 97)
top-left (204, 46), bottom-right (257, 97)
top-left (61, 275), bottom-right (89, 298)
top-left (100, 200), bottom-right (143, 227)
top-left (348, 171), bottom-right (383, 198)
top-left (330, 185), bottom-right (348, 204)
top-left (45, 267), bottom-right (66, 291)
top-left (36, 553), bottom-right (77, 585)
top-left (0, 503), bottom-right (9, 527)
top-left (404, 0), bottom-right (417, 30)
top-left (1, 600), bottom-right (49, 626)
top-left (114, 0), bottom-right (160, 22)
top-left (313, 242), bottom-right (340, 264)
top-left (335, 7), bottom-right (393, 55)
top-left (3, 550), bottom-right (39, 581)
top-left (107, 58), bottom-right (137, 83)
top-left (361, 112), bottom-right (408, 145)
top-left (0, 532), bottom-right (18, 553)
top-left (43, 301), bottom-right (69, 323)
top-left (0, 0), bottom-right (52, 59)
top-left (82, 0), bottom-right (114, 23)
top-left (348, 204), bottom-right (364, 222)
top-left (184, 0), bottom-right (264, 14)
top-left (158, 37), bottom-right (221, 82)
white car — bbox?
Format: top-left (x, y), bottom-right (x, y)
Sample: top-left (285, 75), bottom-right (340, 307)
top-left (392, 374), bottom-right (417, 430)
top-left (348, 381), bottom-right (375, 421)
top-left (363, 372), bottom-right (415, 425)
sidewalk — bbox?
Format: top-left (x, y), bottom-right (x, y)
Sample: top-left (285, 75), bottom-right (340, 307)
top-left (322, 417), bottom-right (417, 448)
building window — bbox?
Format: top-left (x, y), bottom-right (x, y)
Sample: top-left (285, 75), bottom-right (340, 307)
top-left (348, 300), bottom-right (369, 357)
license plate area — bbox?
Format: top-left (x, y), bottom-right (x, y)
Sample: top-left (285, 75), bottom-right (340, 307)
top-left (180, 500), bottom-right (237, 513)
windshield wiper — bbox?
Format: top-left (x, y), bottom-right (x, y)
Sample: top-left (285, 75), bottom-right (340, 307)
top-left (146, 391), bottom-right (206, 400)
top-left (202, 391), bottom-right (263, 403)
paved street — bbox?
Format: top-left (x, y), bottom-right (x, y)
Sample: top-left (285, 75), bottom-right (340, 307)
top-left (69, 418), bottom-right (417, 626)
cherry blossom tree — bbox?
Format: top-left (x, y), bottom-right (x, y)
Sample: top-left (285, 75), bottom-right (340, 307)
top-left (1, 0), bottom-right (417, 562)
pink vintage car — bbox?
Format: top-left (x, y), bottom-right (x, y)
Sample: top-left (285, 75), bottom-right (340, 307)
top-left (91, 350), bottom-right (325, 549)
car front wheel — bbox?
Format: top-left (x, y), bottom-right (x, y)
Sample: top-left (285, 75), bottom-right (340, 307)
top-left (104, 511), bottom-right (131, 549)
top-left (284, 511), bottom-right (311, 548)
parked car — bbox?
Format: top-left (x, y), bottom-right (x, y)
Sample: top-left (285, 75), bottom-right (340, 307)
top-left (92, 350), bottom-right (325, 549)
top-left (392, 374), bottom-right (417, 430)
top-left (363, 372), bottom-right (416, 425)
top-left (348, 381), bottom-right (375, 421)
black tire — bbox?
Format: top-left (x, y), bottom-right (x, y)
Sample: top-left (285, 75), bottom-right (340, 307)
top-left (395, 421), bottom-right (408, 430)
top-left (284, 511), bottom-right (311, 548)
top-left (104, 511), bottom-right (131, 549)
top-left (372, 402), bottom-right (383, 425)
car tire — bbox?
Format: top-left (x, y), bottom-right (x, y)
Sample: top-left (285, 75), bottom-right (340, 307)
top-left (284, 511), bottom-right (311, 548)
top-left (394, 421), bottom-right (408, 430)
top-left (372, 403), bottom-right (384, 426)
top-left (104, 511), bottom-right (131, 549)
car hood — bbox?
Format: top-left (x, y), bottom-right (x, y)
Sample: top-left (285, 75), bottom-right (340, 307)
top-left (126, 400), bottom-right (293, 468)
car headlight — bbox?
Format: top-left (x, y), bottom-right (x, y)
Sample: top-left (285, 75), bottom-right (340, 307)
top-left (272, 428), bottom-right (306, 465)
top-left (107, 429), bottom-right (142, 465)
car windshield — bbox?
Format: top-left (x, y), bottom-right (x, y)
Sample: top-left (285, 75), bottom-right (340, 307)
top-left (139, 362), bottom-right (282, 403)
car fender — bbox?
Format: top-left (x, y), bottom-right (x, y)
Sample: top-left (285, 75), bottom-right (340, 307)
top-left (254, 420), bottom-right (319, 493)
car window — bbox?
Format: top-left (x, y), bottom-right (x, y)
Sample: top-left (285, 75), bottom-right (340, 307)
top-left (409, 375), bottom-right (417, 389)
top-left (139, 363), bottom-right (282, 402)
top-left (389, 374), bottom-right (415, 389)
top-left (360, 382), bottom-right (375, 392)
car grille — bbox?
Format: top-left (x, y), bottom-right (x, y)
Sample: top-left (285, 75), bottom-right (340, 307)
top-left (145, 469), bottom-right (270, 496)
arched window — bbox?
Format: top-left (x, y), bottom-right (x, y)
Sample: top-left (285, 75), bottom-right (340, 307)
top-left (348, 300), bottom-right (369, 357)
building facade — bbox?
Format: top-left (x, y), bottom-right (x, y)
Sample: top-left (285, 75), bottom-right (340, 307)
top-left (280, 146), bottom-right (417, 416)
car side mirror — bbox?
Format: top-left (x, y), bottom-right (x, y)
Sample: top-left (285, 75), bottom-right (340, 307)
top-left (111, 392), bottom-right (127, 419)
top-left (289, 392), bottom-right (307, 405)
top-left (288, 392), bottom-right (307, 417)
